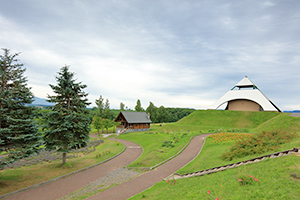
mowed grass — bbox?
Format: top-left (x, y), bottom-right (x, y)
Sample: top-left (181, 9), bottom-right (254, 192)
top-left (117, 130), bottom-right (191, 167)
top-left (130, 154), bottom-right (299, 200)
top-left (177, 110), bottom-right (280, 131)
top-left (255, 113), bottom-right (300, 133)
top-left (0, 138), bottom-right (124, 195)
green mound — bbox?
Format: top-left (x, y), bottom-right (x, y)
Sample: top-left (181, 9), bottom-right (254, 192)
top-left (177, 110), bottom-right (281, 130)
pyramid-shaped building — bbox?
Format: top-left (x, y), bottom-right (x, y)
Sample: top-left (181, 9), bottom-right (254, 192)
top-left (208, 76), bottom-right (282, 112)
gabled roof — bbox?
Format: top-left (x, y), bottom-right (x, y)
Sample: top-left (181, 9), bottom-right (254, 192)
top-left (115, 111), bottom-right (152, 123)
top-left (208, 76), bottom-right (282, 112)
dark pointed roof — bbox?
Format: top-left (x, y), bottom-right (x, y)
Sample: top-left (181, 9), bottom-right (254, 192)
top-left (115, 111), bottom-right (152, 123)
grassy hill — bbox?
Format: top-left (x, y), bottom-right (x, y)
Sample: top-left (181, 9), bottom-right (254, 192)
top-left (160, 110), bottom-right (282, 133)
top-left (177, 110), bottom-right (280, 129)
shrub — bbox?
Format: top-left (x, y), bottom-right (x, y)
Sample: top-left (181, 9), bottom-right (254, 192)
top-left (221, 130), bottom-right (298, 161)
top-left (162, 140), bottom-right (175, 148)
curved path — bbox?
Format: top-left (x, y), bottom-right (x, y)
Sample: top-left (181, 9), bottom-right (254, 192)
top-left (4, 139), bottom-right (142, 200)
top-left (86, 134), bottom-right (209, 200)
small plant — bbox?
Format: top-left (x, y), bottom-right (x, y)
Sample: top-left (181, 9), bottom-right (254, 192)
top-left (238, 174), bottom-right (260, 186)
top-left (166, 179), bottom-right (176, 185)
top-left (162, 140), bottom-right (175, 148)
top-left (206, 190), bottom-right (219, 200)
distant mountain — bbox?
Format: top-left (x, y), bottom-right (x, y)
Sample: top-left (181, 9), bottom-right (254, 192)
top-left (32, 97), bottom-right (54, 106)
top-left (284, 110), bottom-right (300, 113)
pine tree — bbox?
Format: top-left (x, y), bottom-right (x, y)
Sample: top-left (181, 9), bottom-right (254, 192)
top-left (135, 99), bottom-right (144, 112)
top-left (0, 49), bottom-right (41, 169)
top-left (43, 66), bottom-right (90, 165)
top-left (95, 95), bottom-right (104, 117)
top-left (103, 99), bottom-right (113, 120)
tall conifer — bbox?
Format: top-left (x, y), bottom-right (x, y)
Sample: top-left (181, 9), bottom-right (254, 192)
top-left (43, 66), bottom-right (90, 165)
top-left (0, 49), bottom-right (41, 169)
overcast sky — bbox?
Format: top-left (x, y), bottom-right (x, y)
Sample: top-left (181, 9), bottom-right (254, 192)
top-left (1, 0), bottom-right (299, 110)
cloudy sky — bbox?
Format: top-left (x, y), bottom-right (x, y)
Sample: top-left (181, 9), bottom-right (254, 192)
top-left (1, 0), bottom-right (299, 110)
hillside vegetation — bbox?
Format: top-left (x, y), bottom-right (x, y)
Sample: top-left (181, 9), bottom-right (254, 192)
top-left (130, 110), bottom-right (300, 200)
top-left (177, 110), bottom-right (280, 130)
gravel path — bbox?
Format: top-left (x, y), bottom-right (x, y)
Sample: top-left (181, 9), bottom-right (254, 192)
top-left (60, 167), bottom-right (143, 200)
top-left (3, 139), bottom-right (142, 200)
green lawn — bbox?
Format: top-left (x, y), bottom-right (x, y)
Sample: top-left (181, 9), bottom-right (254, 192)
top-left (130, 154), bottom-right (299, 200)
top-left (117, 130), bottom-right (191, 167)
top-left (0, 138), bottom-right (124, 195)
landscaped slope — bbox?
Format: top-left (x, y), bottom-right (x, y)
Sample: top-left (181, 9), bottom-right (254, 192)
top-left (176, 110), bottom-right (281, 130)
top-left (255, 113), bottom-right (300, 133)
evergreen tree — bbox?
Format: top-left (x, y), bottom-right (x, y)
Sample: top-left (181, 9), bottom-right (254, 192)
top-left (135, 99), bottom-right (144, 112)
top-left (103, 99), bottom-right (113, 120)
top-left (43, 66), bottom-right (90, 165)
top-left (0, 49), bottom-right (41, 169)
top-left (95, 95), bottom-right (104, 117)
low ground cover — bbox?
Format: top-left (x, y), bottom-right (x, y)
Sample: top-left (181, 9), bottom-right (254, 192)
top-left (130, 154), bottom-right (299, 199)
top-left (117, 130), bottom-right (191, 167)
top-left (0, 138), bottom-right (124, 195)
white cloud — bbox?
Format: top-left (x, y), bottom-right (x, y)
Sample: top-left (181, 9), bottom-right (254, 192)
top-left (0, 0), bottom-right (299, 111)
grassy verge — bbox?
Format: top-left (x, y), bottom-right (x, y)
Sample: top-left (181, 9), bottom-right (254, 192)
top-left (0, 138), bottom-right (124, 195)
top-left (117, 130), bottom-right (191, 167)
top-left (130, 154), bottom-right (299, 199)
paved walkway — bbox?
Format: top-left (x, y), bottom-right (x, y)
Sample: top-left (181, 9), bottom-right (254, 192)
top-left (4, 139), bottom-right (142, 200)
top-left (86, 134), bottom-right (209, 200)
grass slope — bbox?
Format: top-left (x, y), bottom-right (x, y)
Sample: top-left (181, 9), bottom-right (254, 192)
top-left (177, 110), bottom-right (280, 131)
top-left (255, 113), bottom-right (300, 133)
top-left (131, 154), bottom-right (299, 200)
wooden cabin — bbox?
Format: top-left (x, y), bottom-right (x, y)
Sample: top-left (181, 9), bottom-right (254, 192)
top-left (115, 111), bottom-right (152, 134)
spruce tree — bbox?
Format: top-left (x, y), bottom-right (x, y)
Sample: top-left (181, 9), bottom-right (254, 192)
top-left (43, 66), bottom-right (90, 165)
top-left (0, 49), bottom-right (41, 169)
top-left (135, 99), bottom-right (144, 112)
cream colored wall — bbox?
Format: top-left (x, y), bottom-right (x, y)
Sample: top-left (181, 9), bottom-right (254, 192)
top-left (227, 99), bottom-right (262, 111)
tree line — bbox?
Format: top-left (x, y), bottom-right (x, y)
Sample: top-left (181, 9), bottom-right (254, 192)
top-left (0, 49), bottom-right (195, 169)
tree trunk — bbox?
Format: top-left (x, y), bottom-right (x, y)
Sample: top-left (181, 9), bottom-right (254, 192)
top-left (62, 152), bottom-right (67, 166)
